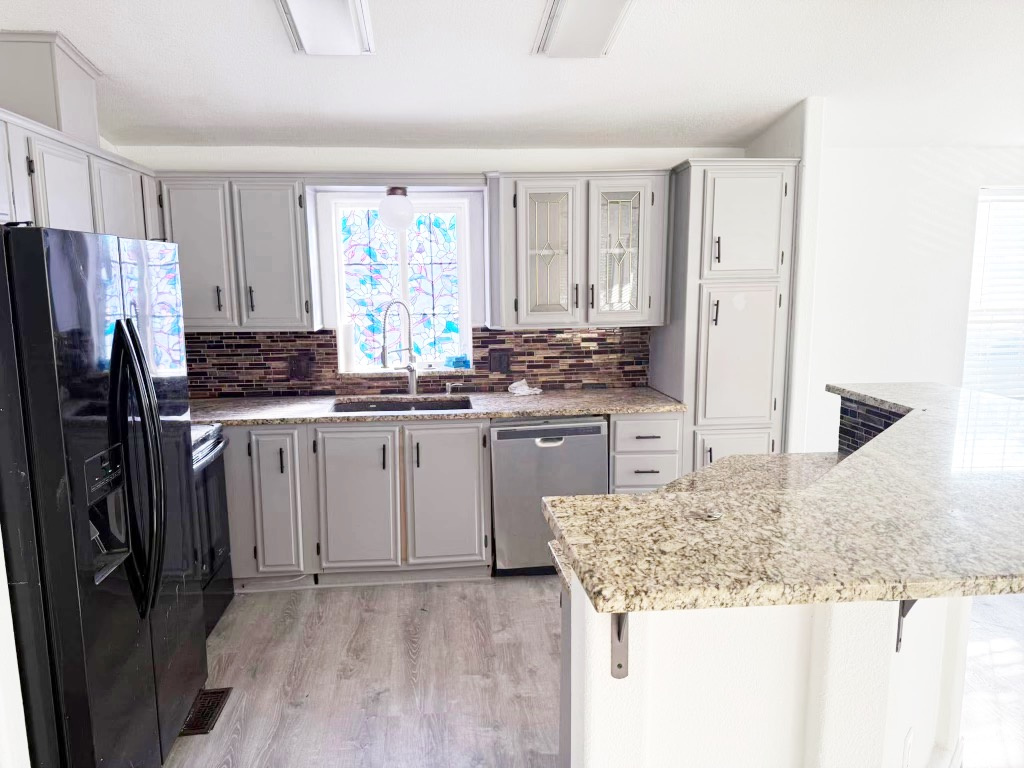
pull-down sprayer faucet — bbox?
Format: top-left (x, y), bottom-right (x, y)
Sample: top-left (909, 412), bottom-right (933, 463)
top-left (379, 299), bottom-right (418, 395)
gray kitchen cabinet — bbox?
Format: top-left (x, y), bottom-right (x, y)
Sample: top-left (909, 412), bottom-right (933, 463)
top-left (495, 171), bottom-right (669, 329)
top-left (515, 178), bottom-right (585, 326)
top-left (609, 413), bottom-right (684, 493)
top-left (250, 428), bottom-right (304, 574)
top-left (26, 132), bottom-right (94, 231)
top-left (695, 429), bottom-right (773, 469)
top-left (141, 174), bottom-right (164, 240)
top-left (587, 176), bottom-right (656, 325)
top-left (702, 169), bottom-right (787, 279)
top-left (161, 178), bottom-right (239, 328)
top-left (649, 159), bottom-right (797, 472)
top-left (232, 179), bottom-right (311, 328)
top-left (696, 283), bottom-right (782, 426)
top-left (89, 156), bottom-right (145, 239)
top-left (0, 122), bottom-right (12, 222)
top-left (6, 124), bottom-right (34, 222)
top-left (405, 421), bottom-right (490, 565)
top-left (315, 426), bottom-right (401, 570)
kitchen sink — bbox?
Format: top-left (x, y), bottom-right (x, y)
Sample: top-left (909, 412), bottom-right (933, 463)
top-left (331, 397), bottom-right (473, 413)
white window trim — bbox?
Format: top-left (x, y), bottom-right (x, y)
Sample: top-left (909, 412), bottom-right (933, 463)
top-left (315, 190), bottom-right (475, 372)
top-left (962, 187), bottom-right (1024, 400)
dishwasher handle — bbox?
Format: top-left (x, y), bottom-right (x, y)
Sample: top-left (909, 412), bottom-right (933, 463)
top-left (535, 436), bottom-right (565, 448)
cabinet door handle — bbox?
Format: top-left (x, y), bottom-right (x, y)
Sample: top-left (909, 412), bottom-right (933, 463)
top-left (712, 300), bottom-right (720, 326)
top-left (714, 236), bottom-right (722, 263)
top-left (574, 283), bottom-right (579, 309)
top-left (382, 443), bottom-right (387, 470)
top-left (589, 284), bottom-right (595, 309)
top-left (215, 285), bottom-right (223, 312)
top-left (634, 435), bottom-right (660, 440)
top-left (707, 447), bottom-right (714, 464)
top-left (415, 442), bottom-right (421, 468)
top-left (633, 469), bottom-right (661, 475)
top-left (279, 447), bottom-right (285, 473)
top-left (249, 286), bottom-right (256, 313)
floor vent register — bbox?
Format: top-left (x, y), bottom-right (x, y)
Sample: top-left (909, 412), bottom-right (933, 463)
top-left (179, 687), bottom-right (232, 736)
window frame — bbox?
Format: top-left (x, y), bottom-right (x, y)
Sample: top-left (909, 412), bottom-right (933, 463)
top-left (318, 190), bottom-right (475, 372)
top-left (962, 187), bottom-right (1024, 400)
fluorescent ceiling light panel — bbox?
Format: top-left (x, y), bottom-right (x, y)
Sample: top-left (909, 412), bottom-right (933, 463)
top-left (276, 0), bottom-right (374, 55)
top-left (532, 0), bottom-right (636, 58)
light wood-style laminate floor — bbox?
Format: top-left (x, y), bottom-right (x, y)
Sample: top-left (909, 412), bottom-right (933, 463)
top-left (165, 577), bottom-right (561, 768)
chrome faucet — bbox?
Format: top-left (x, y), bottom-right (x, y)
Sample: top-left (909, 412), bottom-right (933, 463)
top-left (379, 299), bottom-right (418, 395)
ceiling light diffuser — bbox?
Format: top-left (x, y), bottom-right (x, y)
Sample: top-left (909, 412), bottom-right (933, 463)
top-left (275, 0), bottom-right (374, 56)
top-left (532, 0), bottom-right (636, 58)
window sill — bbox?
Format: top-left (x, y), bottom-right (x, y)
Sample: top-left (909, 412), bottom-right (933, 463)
top-left (337, 367), bottom-right (473, 377)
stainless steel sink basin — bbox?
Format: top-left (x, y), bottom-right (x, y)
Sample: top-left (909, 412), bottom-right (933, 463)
top-left (331, 397), bottom-right (473, 413)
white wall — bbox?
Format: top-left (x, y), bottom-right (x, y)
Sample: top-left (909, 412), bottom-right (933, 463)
top-left (796, 141), bottom-right (1024, 451)
top-left (117, 145), bottom-right (744, 174)
top-left (745, 98), bottom-right (825, 455)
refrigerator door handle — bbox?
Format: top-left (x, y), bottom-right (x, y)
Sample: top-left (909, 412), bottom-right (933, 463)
top-left (125, 319), bottom-right (167, 612)
top-left (112, 320), bottom-right (160, 618)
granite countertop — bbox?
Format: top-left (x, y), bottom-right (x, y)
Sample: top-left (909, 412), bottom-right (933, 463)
top-left (548, 540), bottom-right (572, 593)
top-left (543, 382), bottom-right (1024, 613)
top-left (189, 387), bottom-right (685, 426)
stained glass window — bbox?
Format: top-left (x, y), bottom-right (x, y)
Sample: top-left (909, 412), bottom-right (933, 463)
top-left (337, 206), bottom-right (466, 369)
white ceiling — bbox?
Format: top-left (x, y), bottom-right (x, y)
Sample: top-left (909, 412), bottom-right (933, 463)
top-left (1, 0), bottom-right (1023, 148)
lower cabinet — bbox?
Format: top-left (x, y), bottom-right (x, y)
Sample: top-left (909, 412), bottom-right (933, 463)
top-left (694, 428), bottom-right (773, 469)
top-left (224, 420), bottom-right (491, 585)
top-left (250, 428), bottom-right (305, 574)
top-left (405, 422), bottom-right (489, 565)
top-left (316, 426), bottom-right (401, 569)
top-left (609, 413), bottom-right (684, 494)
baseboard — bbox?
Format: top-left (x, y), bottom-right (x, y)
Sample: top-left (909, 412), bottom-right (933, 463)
top-left (235, 565), bottom-right (493, 593)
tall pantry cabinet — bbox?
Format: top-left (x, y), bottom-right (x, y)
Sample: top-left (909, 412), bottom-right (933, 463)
top-left (649, 159), bottom-right (797, 472)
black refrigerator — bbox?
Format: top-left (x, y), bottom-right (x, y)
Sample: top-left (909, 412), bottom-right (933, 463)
top-left (0, 226), bottom-right (207, 767)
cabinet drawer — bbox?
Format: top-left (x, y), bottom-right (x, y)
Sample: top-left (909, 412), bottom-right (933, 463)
top-left (613, 454), bottom-right (679, 488)
top-left (613, 419), bottom-right (681, 453)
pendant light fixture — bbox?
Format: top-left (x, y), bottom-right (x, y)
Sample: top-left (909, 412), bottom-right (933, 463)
top-left (379, 186), bottom-right (415, 231)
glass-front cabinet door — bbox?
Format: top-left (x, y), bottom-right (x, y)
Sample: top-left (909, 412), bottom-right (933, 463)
top-left (587, 177), bottom-right (652, 324)
top-left (515, 179), bottom-right (584, 326)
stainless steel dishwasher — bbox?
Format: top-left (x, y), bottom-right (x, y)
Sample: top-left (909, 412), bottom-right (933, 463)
top-left (490, 418), bottom-right (609, 573)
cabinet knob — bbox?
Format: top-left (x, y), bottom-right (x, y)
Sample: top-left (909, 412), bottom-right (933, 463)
top-left (215, 285), bottom-right (223, 312)
top-left (714, 236), bottom-right (722, 263)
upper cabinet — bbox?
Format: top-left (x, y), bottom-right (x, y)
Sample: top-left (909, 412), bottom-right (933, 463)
top-left (232, 180), bottom-right (310, 328)
top-left (588, 177), bottom-right (654, 325)
top-left (26, 133), bottom-right (94, 231)
top-left (493, 171), bottom-right (668, 329)
top-left (90, 157), bottom-right (145, 239)
top-left (515, 179), bottom-right (584, 326)
top-left (702, 169), bottom-right (787, 279)
top-left (4, 117), bottom-right (159, 237)
top-left (160, 175), bottom-right (321, 332)
top-left (140, 175), bottom-right (164, 240)
top-left (0, 124), bottom-right (11, 222)
top-left (161, 178), bottom-right (239, 328)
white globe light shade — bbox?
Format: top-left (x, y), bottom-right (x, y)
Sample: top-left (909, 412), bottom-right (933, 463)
top-left (378, 187), bottom-right (415, 231)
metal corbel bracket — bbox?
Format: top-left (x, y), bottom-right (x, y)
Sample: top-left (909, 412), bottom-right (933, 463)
top-left (611, 613), bottom-right (629, 678)
top-left (895, 599), bottom-right (917, 652)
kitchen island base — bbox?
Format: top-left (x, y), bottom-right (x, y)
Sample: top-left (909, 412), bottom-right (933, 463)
top-left (565, 573), bottom-right (969, 768)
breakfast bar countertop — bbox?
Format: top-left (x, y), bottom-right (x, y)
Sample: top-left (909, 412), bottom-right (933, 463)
top-left (543, 382), bottom-right (1024, 614)
top-left (188, 387), bottom-right (685, 426)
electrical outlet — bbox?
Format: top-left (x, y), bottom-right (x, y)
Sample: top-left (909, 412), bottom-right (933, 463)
top-left (488, 348), bottom-right (512, 374)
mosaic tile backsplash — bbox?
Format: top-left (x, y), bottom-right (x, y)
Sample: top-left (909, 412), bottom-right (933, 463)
top-left (837, 396), bottom-right (906, 456)
top-left (185, 327), bottom-right (650, 399)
